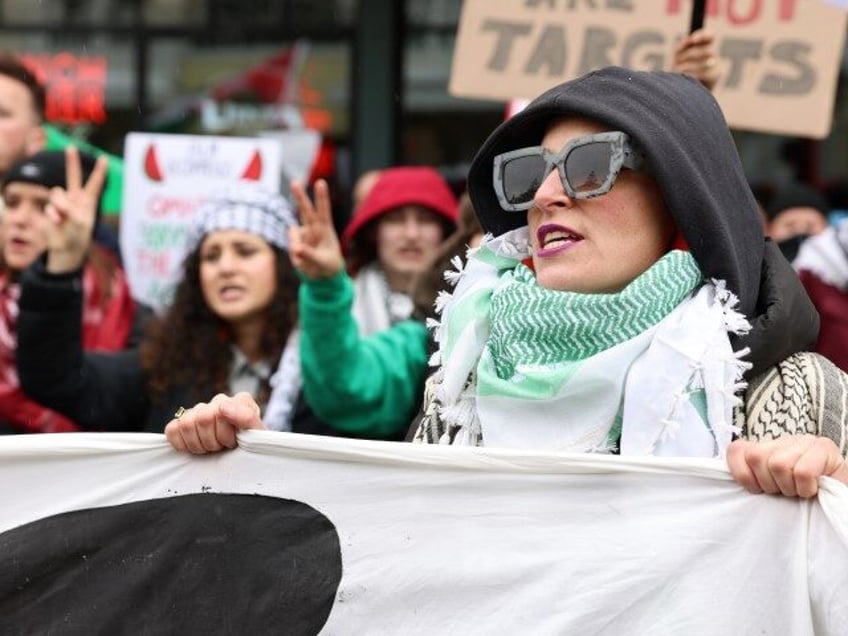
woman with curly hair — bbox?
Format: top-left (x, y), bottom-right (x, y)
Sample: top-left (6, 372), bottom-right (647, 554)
top-left (16, 163), bottom-right (319, 435)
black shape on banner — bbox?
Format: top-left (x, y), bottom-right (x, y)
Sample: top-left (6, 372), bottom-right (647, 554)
top-left (0, 493), bottom-right (342, 634)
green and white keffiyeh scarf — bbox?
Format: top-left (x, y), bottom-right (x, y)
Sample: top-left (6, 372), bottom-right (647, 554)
top-left (429, 227), bottom-right (751, 457)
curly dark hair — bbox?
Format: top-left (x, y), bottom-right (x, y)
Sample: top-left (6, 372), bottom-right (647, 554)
top-left (140, 244), bottom-right (299, 406)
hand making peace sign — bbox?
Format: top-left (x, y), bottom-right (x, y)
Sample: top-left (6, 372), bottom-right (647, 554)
top-left (43, 145), bottom-right (110, 274)
top-left (288, 179), bottom-right (346, 280)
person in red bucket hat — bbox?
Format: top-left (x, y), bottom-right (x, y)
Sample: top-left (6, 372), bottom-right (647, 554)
top-left (341, 167), bottom-right (457, 336)
top-left (252, 168), bottom-right (458, 441)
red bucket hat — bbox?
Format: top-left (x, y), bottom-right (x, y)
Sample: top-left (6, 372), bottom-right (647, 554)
top-left (342, 166), bottom-right (458, 250)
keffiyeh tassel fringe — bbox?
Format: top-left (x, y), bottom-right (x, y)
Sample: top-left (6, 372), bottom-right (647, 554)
top-left (442, 255), bottom-right (465, 287)
top-left (438, 387), bottom-right (480, 446)
top-left (711, 282), bottom-right (751, 449)
top-left (657, 390), bottom-right (688, 446)
top-left (712, 278), bottom-right (752, 337)
top-left (433, 290), bottom-right (453, 315)
top-left (426, 317), bottom-right (443, 367)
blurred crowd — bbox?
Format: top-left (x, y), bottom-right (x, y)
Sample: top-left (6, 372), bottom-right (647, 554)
top-left (0, 31), bottom-right (845, 457)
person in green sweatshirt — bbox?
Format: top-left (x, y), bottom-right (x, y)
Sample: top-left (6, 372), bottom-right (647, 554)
top-left (286, 177), bottom-right (436, 440)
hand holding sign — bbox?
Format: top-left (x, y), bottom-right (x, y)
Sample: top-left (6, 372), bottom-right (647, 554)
top-left (288, 179), bottom-right (345, 280)
top-left (672, 29), bottom-right (720, 92)
top-left (44, 146), bottom-right (109, 274)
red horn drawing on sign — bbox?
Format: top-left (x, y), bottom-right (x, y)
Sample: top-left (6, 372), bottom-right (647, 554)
top-left (144, 145), bottom-right (164, 182)
top-left (241, 150), bottom-right (262, 180)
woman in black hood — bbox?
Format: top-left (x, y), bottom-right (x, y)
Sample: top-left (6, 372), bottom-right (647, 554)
top-left (412, 66), bottom-right (848, 499)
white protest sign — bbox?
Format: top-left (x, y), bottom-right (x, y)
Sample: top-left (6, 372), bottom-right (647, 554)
top-left (0, 432), bottom-right (846, 634)
top-left (120, 133), bottom-right (282, 311)
top-left (450, 0), bottom-right (847, 138)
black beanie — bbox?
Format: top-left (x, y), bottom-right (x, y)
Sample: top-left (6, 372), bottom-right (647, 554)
top-left (466, 66), bottom-right (764, 318)
top-left (2, 150), bottom-right (104, 227)
top-left (765, 182), bottom-right (829, 222)
top-left (3, 150), bottom-right (100, 194)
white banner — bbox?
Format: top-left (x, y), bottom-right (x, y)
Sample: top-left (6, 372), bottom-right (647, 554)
top-left (0, 432), bottom-right (846, 634)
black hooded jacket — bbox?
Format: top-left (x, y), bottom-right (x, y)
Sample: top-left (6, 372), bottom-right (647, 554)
top-left (465, 66), bottom-right (817, 377)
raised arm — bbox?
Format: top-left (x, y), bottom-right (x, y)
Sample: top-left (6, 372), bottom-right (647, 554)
top-left (287, 179), bottom-right (345, 280)
top-left (288, 180), bottom-right (428, 439)
top-left (42, 146), bottom-right (108, 275)
top-left (17, 147), bottom-right (148, 431)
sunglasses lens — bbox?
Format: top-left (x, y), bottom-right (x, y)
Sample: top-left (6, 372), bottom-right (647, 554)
top-left (501, 153), bottom-right (547, 208)
top-left (565, 142), bottom-right (613, 195)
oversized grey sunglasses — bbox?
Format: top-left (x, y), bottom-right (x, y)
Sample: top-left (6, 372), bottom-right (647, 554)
top-left (492, 131), bottom-right (647, 212)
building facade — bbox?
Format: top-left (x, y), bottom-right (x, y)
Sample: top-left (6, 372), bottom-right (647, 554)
top-left (1, 0), bottom-right (846, 220)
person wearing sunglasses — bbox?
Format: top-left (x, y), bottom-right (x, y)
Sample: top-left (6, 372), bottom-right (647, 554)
top-left (411, 66), bottom-right (848, 499)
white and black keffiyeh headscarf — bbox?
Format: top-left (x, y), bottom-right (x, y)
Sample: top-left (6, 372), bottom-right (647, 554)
top-left (186, 183), bottom-right (296, 253)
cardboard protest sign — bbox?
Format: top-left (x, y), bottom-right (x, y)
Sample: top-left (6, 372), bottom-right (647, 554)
top-left (450, 0), bottom-right (847, 138)
top-left (120, 133), bottom-right (282, 311)
top-left (0, 432), bottom-right (846, 633)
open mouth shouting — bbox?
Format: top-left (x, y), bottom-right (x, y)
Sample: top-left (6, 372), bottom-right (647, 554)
top-left (6, 236), bottom-right (31, 250)
top-left (535, 223), bottom-right (584, 257)
top-left (3, 235), bottom-right (38, 264)
top-left (218, 284), bottom-right (247, 302)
